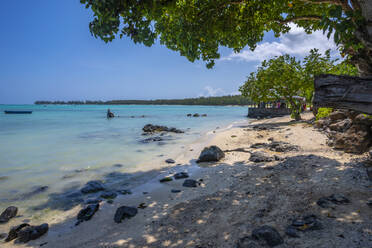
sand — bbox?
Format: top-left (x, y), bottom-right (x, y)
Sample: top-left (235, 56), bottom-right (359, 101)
top-left (1, 112), bottom-right (371, 248)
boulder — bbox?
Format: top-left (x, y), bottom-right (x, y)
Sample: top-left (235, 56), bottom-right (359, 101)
top-left (354, 114), bottom-right (372, 126)
top-left (329, 110), bottom-right (347, 122)
top-left (329, 119), bottom-right (352, 132)
top-left (81, 180), bottom-right (105, 194)
top-left (193, 113), bottom-right (200, 117)
top-left (0, 206), bottom-right (18, 223)
top-left (249, 152), bottom-right (273, 163)
top-left (76, 204), bottom-right (99, 225)
top-left (165, 159), bottom-right (175, 164)
top-left (196, 146), bottom-right (225, 163)
top-left (142, 124), bottom-right (183, 134)
top-left (182, 179), bottom-right (198, 188)
top-left (5, 223), bottom-right (30, 242)
top-left (174, 172), bottom-right (189, 179)
top-left (114, 206), bottom-right (138, 223)
top-left (17, 223), bottom-right (49, 243)
top-left (333, 124), bottom-right (371, 154)
top-left (251, 225), bottom-right (283, 247)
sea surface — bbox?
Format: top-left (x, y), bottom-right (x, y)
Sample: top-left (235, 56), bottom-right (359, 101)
top-left (0, 104), bottom-right (247, 218)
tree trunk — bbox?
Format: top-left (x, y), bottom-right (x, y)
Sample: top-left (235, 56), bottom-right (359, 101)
top-left (313, 74), bottom-right (372, 114)
top-left (353, 1), bottom-right (372, 76)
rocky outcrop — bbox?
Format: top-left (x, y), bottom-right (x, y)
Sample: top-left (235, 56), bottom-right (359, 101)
top-left (314, 110), bottom-right (372, 154)
top-left (142, 124), bottom-right (184, 134)
top-left (196, 146), bottom-right (225, 162)
top-left (0, 206), bottom-right (18, 223)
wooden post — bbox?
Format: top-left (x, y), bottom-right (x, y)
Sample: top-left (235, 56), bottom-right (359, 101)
top-left (313, 74), bottom-right (372, 114)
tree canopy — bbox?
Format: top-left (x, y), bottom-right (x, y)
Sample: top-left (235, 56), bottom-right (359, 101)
top-left (80, 0), bottom-right (372, 75)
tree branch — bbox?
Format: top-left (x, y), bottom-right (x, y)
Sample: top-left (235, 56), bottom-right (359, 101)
top-left (278, 16), bottom-right (323, 24)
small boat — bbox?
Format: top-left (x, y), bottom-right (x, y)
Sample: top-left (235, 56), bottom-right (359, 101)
top-left (4, 111), bottom-right (33, 114)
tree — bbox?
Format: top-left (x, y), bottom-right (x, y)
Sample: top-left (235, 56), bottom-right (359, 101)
top-left (80, 0), bottom-right (372, 76)
top-left (239, 54), bottom-right (305, 120)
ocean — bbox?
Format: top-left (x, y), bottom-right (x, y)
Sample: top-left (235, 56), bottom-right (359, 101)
top-left (0, 104), bottom-right (247, 218)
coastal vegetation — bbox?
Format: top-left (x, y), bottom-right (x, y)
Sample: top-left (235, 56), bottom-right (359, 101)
top-left (35, 95), bottom-right (252, 106)
top-left (80, 0), bottom-right (372, 76)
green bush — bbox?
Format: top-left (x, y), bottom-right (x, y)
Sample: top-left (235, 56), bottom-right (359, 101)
top-left (316, 108), bottom-right (333, 120)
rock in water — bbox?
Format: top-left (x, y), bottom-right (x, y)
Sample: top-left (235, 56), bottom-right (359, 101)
top-left (142, 124), bottom-right (183, 134)
top-left (252, 225), bottom-right (283, 247)
top-left (17, 223), bottom-right (49, 243)
top-left (114, 206), bottom-right (138, 223)
top-left (76, 204), bottom-right (99, 225)
top-left (0, 206), bottom-right (18, 223)
top-left (182, 179), bottom-right (198, 188)
top-left (107, 109), bottom-right (114, 118)
top-left (196, 146), bottom-right (225, 162)
top-left (174, 172), bottom-right (189, 179)
top-left (5, 223), bottom-right (30, 242)
top-left (165, 159), bottom-right (175, 164)
top-left (81, 180), bottom-right (105, 194)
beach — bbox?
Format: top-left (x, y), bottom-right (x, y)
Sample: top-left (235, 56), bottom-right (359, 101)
top-left (1, 112), bottom-right (371, 247)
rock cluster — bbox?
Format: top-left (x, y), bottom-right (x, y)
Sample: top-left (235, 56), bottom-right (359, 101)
top-left (5, 223), bottom-right (48, 243)
top-left (314, 110), bottom-right (372, 154)
top-left (142, 124), bottom-right (184, 134)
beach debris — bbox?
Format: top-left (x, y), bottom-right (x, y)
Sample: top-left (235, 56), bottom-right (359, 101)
top-left (159, 177), bottom-right (173, 183)
top-left (100, 191), bottom-right (117, 199)
top-left (114, 206), bottom-right (138, 223)
top-left (251, 225), bottom-right (283, 247)
top-left (196, 145), bottom-right (225, 163)
top-left (182, 179), bottom-right (198, 188)
top-left (0, 206), bottom-right (18, 223)
top-left (81, 180), bottom-right (105, 194)
top-left (107, 109), bottom-right (114, 118)
top-left (171, 189), bottom-right (182, 193)
top-left (285, 214), bottom-right (323, 238)
top-left (17, 223), bottom-right (49, 243)
top-left (317, 194), bottom-right (350, 208)
top-left (174, 172), bottom-right (189, 180)
top-left (138, 203), bottom-right (147, 209)
top-left (76, 204), bottom-right (99, 225)
top-left (142, 124), bottom-right (184, 134)
top-left (165, 159), bottom-right (175, 164)
top-left (5, 223), bottom-right (30, 242)
top-left (249, 152), bottom-right (273, 163)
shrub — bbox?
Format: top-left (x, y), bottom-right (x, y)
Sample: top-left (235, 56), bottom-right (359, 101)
top-left (316, 108), bottom-right (333, 120)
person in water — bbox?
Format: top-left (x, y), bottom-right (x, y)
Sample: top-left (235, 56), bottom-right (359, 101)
top-left (107, 109), bottom-right (114, 118)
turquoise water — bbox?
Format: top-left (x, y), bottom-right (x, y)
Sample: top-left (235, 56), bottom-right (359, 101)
top-left (0, 104), bottom-right (247, 215)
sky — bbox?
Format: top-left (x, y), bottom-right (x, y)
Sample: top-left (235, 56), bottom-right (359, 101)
top-left (0, 1), bottom-right (338, 104)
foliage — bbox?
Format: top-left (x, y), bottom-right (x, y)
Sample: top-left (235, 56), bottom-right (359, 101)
top-left (80, 0), bottom-right (367, 69)
top-left (316, 107), bottom-right (333, 120)
top-left (34, 95), bottom-right (252, 106)
top-left (239, 54), bottom-right (304, 120)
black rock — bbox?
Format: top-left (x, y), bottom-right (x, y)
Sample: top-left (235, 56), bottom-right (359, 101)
top-left (81, 180), bottom-right (105, 194)
top-left (249, 152), bottom-right (273, 163)
top-left (174, 172), bottom-right (189, 180)
top-left (236, 236), bottom-right (259, 248)
top-left (17, 223), bottom-right (49, 243)
top-left (165, 159), bottom-right (175, 164)
top-left (285, 226), bottom-right (300, 238)
top-left (0, 206), bottom-right (18, 223)
top-left (76, 204), bottom-right (99, 225)
top-left (114, 206), bottom-right (138, 223)
top-left (251, 225), bottom-right (283, 247)
top-left (182, 179), bottom-right (198, 188)
top-left (159, 177), bottom-right (173, 183)
top-left (187, 114), bottom-right (192, 117)
top-left (142, 124), bottom-right (183, 134)
top-left (171, 189), bottom-right (181, 193)
top-left (201, 114), bottom-right (207, 117)
top-left (193, 113), bottom-right (200, 117)
top-left (100, 191), bottom-right (117, 199)
top-left (5, 223), bottom-right (30, 242)
top-left (197, 146), bottom-right (225, 163)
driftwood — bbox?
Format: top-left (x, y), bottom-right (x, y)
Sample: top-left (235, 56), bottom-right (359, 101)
top-left (313, 74), bottom-right (372, 114)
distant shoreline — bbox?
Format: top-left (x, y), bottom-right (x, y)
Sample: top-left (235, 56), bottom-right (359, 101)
top-left (34, 95), bottom-right (252, 106)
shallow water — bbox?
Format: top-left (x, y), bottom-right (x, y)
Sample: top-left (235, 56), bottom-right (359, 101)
top-left (0, 104), bottom-right (247, 216)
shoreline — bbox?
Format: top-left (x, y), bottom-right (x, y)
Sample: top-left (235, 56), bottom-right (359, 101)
top-left (1, 113), bottom-right (371, 247)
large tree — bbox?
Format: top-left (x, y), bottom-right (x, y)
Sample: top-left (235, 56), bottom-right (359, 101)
top-left (80, 0), bottom-right (372, 76)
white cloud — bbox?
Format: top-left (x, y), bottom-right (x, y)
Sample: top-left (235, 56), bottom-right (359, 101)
top-left (198, 86), bottom-right (240, 97)
top-left (222, 24), bottom-right (338, 62)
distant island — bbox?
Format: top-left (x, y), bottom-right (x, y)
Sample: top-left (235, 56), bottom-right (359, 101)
top-left (35, 95), bottom-right (252, 106)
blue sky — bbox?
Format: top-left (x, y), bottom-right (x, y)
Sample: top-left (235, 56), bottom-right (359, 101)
top-left (0, 1), bottom-right (338, 104)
